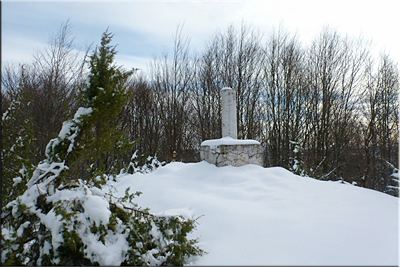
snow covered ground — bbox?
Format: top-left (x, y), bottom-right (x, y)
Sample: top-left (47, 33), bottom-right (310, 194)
top-left (108, 161), bottom-right (399, 266)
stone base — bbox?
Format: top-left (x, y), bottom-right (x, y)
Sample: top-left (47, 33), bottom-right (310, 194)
top-left (200, 141), bottom-right (264, 167)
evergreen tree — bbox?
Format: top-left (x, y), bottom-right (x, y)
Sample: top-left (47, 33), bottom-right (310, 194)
top-left (384, 161), bottom-right (399, 197)
top-left (1, 30), bottom-right (204, 266)
top-left (289, 141), bottom-right (308, 177)
top-left (76, 29), bottom-right (135, 179)
top-left (42, 30), bottom-right (136, 187)
top-left (1, 66), bottom-right (35, 206)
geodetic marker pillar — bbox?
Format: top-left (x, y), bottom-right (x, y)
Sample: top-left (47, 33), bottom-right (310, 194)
top-left (221, 87), bottom-right (237, 139)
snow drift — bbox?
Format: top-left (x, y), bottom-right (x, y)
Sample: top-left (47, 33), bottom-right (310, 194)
top-left (108, 161), bottom-right (399, 265)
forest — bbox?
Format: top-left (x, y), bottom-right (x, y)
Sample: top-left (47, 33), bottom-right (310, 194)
top-left (2, 21), bottom-right (399, 199)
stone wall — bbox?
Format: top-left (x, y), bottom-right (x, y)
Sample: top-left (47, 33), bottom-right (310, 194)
top-left (200, 143), bottom-right (263, 167)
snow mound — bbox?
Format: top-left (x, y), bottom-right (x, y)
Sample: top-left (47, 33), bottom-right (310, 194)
top-left (108, 161), bottom-right (399, 266)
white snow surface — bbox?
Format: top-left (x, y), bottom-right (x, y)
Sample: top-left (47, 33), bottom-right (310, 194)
top-left (109, 161), bottom-right (399, 266)
top-left (201, 136), bottom-right (260, 149)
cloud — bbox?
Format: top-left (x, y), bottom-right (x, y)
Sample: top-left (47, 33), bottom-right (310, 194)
top-left (2, 1), bottom-right (399, 69)
top-left (115, 54), bottom-right (152, 74)
top-left (2, 35), bottom-right (46, 66)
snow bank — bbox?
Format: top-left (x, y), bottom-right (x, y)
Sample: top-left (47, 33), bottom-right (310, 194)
top-left (109, 161), bottom-right (399, 266)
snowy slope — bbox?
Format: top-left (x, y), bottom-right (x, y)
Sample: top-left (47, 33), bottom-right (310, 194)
top-left (108, 161), bottom-right (399, 265)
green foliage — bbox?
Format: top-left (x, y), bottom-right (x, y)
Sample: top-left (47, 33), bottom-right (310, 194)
top-left (82, 30), bottom-right (132, 110)
top-left (289, 141), bottom-right (309, 177)
top-left (2, 179), bottom-right (205, 266)
top-left (110, 201), bottom-right (205, 266)
top-left (42, 29), bottom-right (136, 186)
top-left (122, 151), bottom-right (166, 174)
top-left (73, 29), bottom-right (136, 178)
top-left (384, 161), bottom-right (399, 197)
top-left (1, 69), bottom-right (35, 206)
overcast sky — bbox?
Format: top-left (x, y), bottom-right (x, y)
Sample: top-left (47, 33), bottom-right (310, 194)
top-left (2, 1), bottom-right (400, 74)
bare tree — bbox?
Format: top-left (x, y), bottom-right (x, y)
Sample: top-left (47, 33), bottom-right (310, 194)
top-left (121, 76), bottom-right (163, 160)
top-left (301, 26), bottom-right (368, 179)
top-left (27, 21), bottom-right (89, 162)
top-left (191, 31), bottom-right (223, 142)
top-left (149, 25), bottom-right (197, 162)
top-left (361, 53), bottom-right (399, 193)
top-left (193, 23), bottom-right (265, 145)
top-left (263, 26), bottom-right (306, 168)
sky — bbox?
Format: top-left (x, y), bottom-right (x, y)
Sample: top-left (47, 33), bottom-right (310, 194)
top-left (2, 1), bottom-right (400, 75)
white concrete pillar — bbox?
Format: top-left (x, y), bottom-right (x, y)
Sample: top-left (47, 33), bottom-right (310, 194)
top-left (221, 87), bottom-right (237, 139)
